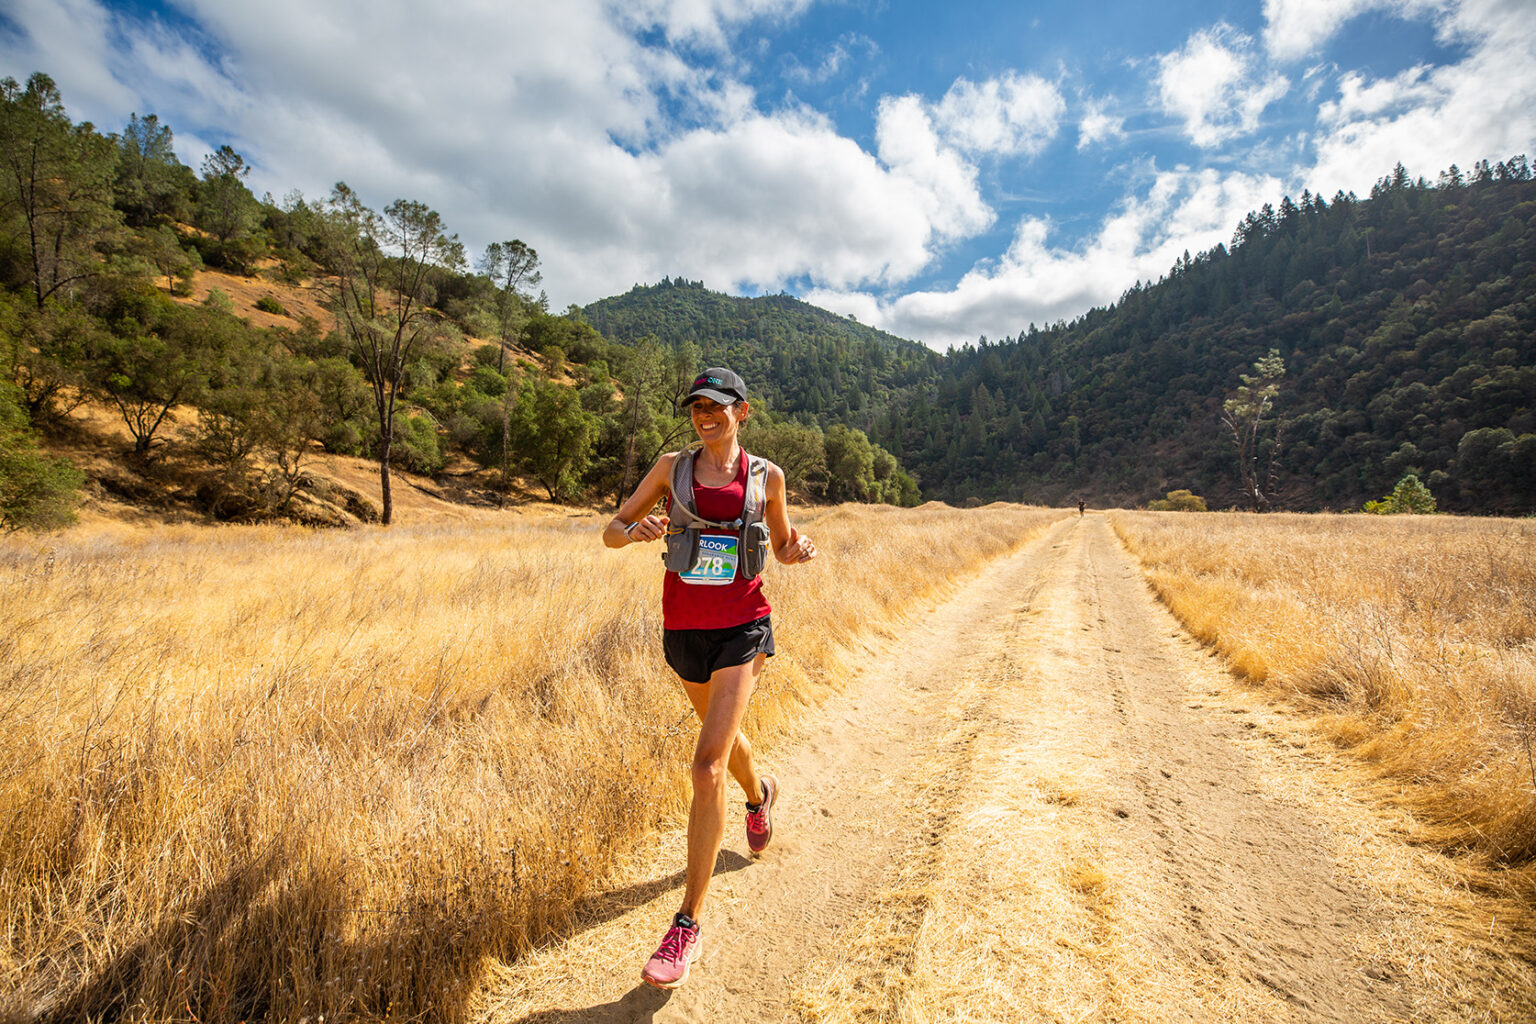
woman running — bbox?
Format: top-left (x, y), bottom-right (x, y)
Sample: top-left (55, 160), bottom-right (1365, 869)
top-left (603, 366), bottom-right (816, 990)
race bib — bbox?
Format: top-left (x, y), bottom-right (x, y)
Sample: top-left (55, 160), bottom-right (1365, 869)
top-left (679, 533), bottom-right (739, 585)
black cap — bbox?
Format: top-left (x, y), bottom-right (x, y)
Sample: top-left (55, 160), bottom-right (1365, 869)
top-left (685, 367), bottom-right (748, 406)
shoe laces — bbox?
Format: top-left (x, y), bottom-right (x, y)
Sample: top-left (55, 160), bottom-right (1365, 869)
top-left (746, 804), bottom-right (768, 832)
top-left (655, 923), bottom-right (695, 961)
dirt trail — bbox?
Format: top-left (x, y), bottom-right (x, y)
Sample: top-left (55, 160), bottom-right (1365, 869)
top-left (476, 515), bottom-right (1517, 1023)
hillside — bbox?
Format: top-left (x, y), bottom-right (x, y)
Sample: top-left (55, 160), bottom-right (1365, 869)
top-left (583, 278), bottom-right (940, 427)
top-left (575, 164), bottom-right (1536, 515)
top-left (4, 68), bottom-right (1534, 526)
top-left (873, 162), bottom-right (1536, 513)
top-left (1, 70), bottom-right (932, 530)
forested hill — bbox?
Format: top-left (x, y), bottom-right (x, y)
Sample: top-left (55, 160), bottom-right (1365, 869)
top-left (870, 161), bottom-right (1536, 513)
top-left (584, 279), bottom-right (939, 426)
top-left (3, 65), bottom-right (1533, 527)
top-left (580, 164), bottom-right (1535, 514)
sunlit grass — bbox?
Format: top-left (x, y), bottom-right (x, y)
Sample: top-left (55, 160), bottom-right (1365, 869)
top-left (1111, 511), bottom-right (1536, 894)
top-left (0, 503), bottom-right (1065, 1021)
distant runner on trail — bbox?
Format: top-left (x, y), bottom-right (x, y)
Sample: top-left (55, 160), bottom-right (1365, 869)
top-left (603, 366), bottom-right (817, 990)
top-left (1078, 498), bottom-right (1086, 516)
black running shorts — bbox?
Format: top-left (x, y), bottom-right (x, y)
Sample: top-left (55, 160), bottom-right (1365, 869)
top-left (663, 615), bottom-right (775, 684)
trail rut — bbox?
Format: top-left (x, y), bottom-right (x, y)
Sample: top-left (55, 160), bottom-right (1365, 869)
top-left (475, 514), bottom-right (1523, 1023)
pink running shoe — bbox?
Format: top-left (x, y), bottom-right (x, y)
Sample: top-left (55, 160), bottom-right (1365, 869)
top-left (746, 775), bottom-right (777, 854)
top-left (641, 913), bottom-right (702, 989)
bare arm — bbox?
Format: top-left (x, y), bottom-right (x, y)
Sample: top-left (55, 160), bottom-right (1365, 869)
top-left (763, 462), bottom-right (816, 564)
top-left (603, 453), bottom-right (674, 548)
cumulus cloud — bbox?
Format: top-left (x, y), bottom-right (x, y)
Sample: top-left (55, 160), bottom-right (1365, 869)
top-left (931, 72), bottom-right (1065, 156)
top-left (813, 167), bottom-right (1282, 349)
top-left (4, 0), bottom-right (1531, 351)
top-left (1303, 0), bottom-right (1536, 197)
top-left (1156, 25), bottom-right (1289, 148)
top-left (624, 106), bottom-right (990, 291)
top-left (1263, 0), bottom-right (1448, 61)
top-left (1318, 65), bottom-right (1439, 124)
top-left (0, 0), bottom-right (1007, 305)
top-left (875, 94), bottom-right (994, 244)
top-left (1077, 98), bottom-right (1125, 151)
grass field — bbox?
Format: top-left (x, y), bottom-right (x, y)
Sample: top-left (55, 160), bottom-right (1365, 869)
top-left (1111, 512), bottom-right (1536, 902)
top-left (0, 503), bottom-right (1066, 1022)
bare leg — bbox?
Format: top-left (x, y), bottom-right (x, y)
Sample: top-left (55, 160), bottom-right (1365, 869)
top-left (679, 653), bottom-right (764, 920)
top-left (680, 673), bottom-right (765, 805)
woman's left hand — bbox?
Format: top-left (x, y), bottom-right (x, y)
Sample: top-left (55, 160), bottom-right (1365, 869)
top-left (781, 527), bottom-right (816, 564)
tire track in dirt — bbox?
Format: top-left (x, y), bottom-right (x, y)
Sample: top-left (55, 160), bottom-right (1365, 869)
top-left (1066, 515), bottom-right (1413, 1021)
top-left (789, 515), bottom-right (1425, 1023)
top-left (477, 514), bottom-right (1516, 1023)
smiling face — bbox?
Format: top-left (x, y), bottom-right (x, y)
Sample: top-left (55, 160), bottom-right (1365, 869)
top-left (689, 397), bottom-right (748, 443)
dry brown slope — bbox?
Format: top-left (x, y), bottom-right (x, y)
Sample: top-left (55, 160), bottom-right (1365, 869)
top-left (474, 514), bottom-right (1527, 1023)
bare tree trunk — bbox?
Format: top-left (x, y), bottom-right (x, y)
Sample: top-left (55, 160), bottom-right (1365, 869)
top-left (379, 431), bottom-right (393, 526)
top-left (378, 390), bottom-right (395, 525)
top-left (499, 407), bottom-right (511, 509)
top-left (1246, 415), bottom-right (1261, 511)
top-left (618, 385), bottom-right (645, 509)
top-left (1262, 419), bottom-right (1285, 510)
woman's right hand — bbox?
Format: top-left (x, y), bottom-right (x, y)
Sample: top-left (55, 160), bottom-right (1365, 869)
top-left (626, 514), bottom-right (668, 543)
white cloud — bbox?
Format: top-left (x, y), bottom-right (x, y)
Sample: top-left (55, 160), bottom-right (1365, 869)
top-left (1318, 66), bottom-right (1439, 124)
top-left (0, 0), bottom-right (140, 121)
top-left (802, 286), bottom-right (883, 326)
top-left (783, 35), bottom-right (861, 85)
top-left (1077, 99), bottom-right (1125, 150)
top-left (823, 167), bottom-right (1281, 349)
top-left (1264, 0), bottom-right (1384, 61)
top-left (1156, 25), bottom-right (1289, 148)
top-left (785, 41), bottom-right (848, 84)
top-left (627, 107), bottom-right (985, 291)
top-left (932, 72), bottom-right (1065, 156)
top-left (616, 0), bottom-right (818, 52)
top-left (875, 94), bottom-right (994, 244)
top-left (0, 0), bottom-right (1006, 306)
top-left (1263, 0), bottom-right (1448, 61)
top-left (1304, 0), bottom-right (1536, 197)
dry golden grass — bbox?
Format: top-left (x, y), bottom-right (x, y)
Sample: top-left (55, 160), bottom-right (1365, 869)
top-left (1110, 511), bottom-right (1536, 897)
top-left (0, 502), bottom-right (1064, 1022)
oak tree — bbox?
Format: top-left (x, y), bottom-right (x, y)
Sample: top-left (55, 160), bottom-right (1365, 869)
top-left (318, 183), bottom-right (463, 524)
top-left (0, 73), bottom-right (121, 308)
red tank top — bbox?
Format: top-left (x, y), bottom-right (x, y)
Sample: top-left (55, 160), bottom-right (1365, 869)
top-left (661, 448), bottom-right (772, 630)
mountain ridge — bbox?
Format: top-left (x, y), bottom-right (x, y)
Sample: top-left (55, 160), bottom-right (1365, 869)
top-left (580, 162), bottom-right (1536, 514)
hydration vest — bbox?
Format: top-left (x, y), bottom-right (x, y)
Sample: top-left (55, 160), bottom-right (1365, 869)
top-left (663, 445), bottom-right (770, 580)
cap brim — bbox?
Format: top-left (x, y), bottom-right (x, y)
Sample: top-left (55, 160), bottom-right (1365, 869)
top-left (685, 389), bottom-right (740, 406)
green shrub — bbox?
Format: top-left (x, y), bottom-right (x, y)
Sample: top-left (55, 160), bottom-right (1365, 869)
top-left (473, 343), bottom-right (510, 369)
top-left (1148, 488), bottom-right (1207, 512)
top-left (323, 418), bottom-right (372, 457)
top-left (469, 365), bottom-right (508, 398)
top-left (1364, 474), bottom-right (1437, 514)
top-left (255, 295), bottom-right (288, 316)
top-left (0, 383), bottom-right (81, 530)
top-left (390, 412), bottom-right (445, 477)
top-left (202, 288), bottom-right (235, 315)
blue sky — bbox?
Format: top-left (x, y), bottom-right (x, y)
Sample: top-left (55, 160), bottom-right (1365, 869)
top-left (2, 0), bottom-right (1533, 348)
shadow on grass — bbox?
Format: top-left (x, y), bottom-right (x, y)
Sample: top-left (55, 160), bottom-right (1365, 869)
top-left (510, 983), bottom-right (674, 1024)
top-left (568, 848), bottom-right (752, 933)
top-left (36, 845), bottom-right (753, 1023)
top-left (496, 849), bottom-right (753, 1024)
top-left (37, 845), bottom-right (286, 1023)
